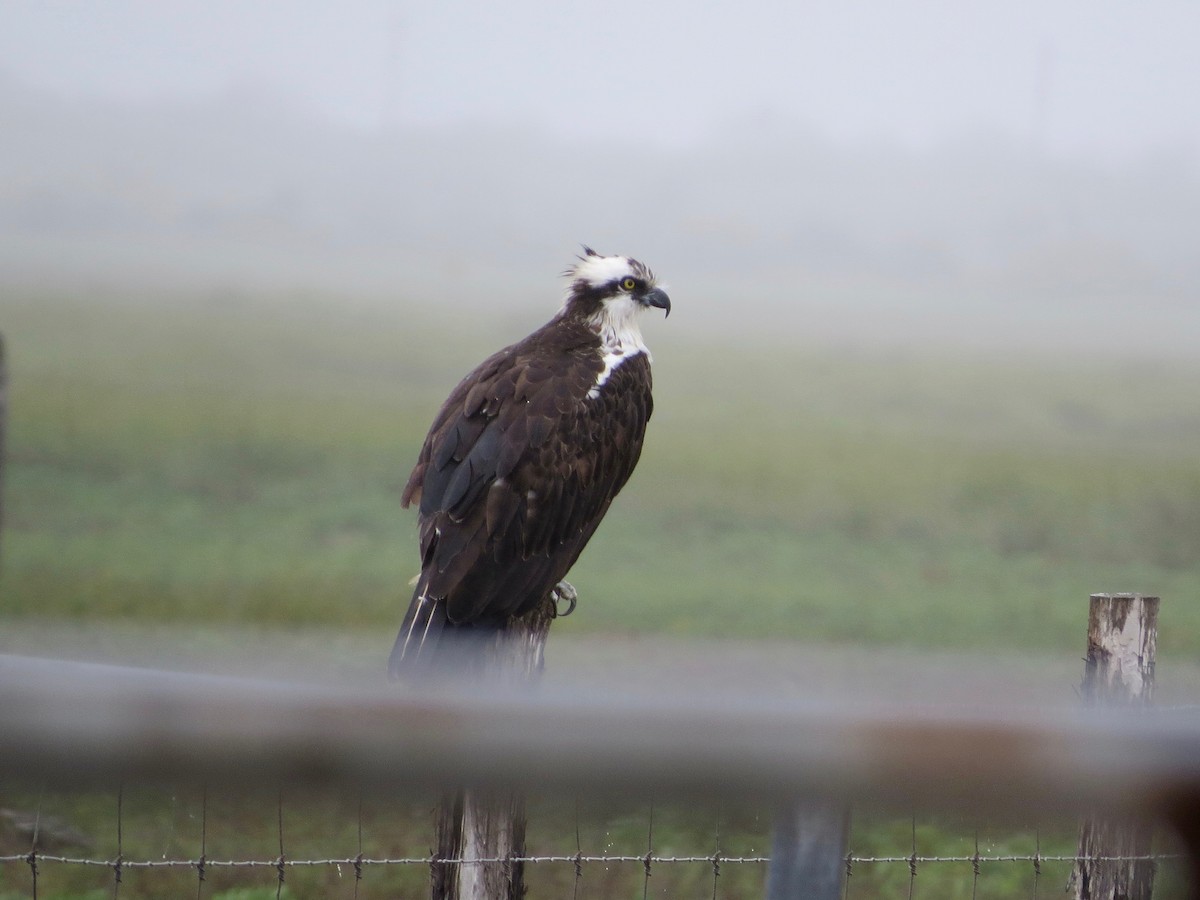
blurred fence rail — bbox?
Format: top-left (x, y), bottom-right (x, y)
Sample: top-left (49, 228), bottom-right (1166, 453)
top-left (2, 650), bottom-right (1199, 897)
top-left (2, 652), bottom-right (1199, 813)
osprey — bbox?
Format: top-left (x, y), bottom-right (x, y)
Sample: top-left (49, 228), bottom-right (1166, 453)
top-left (389, 248), bottom-right (670, 676)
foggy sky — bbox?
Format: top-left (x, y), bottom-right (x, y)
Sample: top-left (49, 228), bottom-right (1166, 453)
top-left (2, 1), bottom-right (1199, 357)
top-left (3, 0), bottom-right (1199, 158)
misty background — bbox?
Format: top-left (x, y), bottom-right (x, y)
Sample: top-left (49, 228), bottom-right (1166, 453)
top-left (3, 9), bottom-right (1199, 894)
top-left (4, 5), bottom-right (1200, 889)
top-left (2, 0), bottom-right (1198, 355)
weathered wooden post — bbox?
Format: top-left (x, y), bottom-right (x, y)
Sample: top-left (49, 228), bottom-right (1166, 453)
top-left (1070, 593), bottom-right (1159, 900)
top-left (431, 592), bottom-right (557, 900)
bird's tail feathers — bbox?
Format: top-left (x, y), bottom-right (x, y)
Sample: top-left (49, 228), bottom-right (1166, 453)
top-left (390, 591), bottom-right (515, 682)
top-left (388, 592), bottom-right (448, 679)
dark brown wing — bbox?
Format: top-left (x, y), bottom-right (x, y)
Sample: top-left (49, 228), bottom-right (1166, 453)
top-left (402, 326), bottom-right (653, 626)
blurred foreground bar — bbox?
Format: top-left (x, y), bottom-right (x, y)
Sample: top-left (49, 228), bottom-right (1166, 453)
top-left (1, 652), bottom-right (1199, 818)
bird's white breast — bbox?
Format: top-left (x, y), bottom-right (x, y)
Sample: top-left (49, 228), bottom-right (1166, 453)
top-left (587, 294), bottom-right (650, 399)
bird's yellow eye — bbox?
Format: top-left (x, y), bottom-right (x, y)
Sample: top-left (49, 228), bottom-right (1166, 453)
top-left (620, 277), bottom-right (638, 291)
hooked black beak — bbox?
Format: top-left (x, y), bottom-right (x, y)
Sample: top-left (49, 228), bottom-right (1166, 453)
top-left (640, 287), bottom-right (671, 318)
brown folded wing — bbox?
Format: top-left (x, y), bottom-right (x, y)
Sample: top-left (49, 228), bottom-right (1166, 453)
top-left (402, 325), bottom-right (653, 625)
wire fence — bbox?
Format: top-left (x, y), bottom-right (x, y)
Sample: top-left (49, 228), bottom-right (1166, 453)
top-left (1, 757), bottom-right (1194, 897)
top-left (0, 820), bottom-right (1190, 900)
top-left (1, 644), bottom-right (1197, 899)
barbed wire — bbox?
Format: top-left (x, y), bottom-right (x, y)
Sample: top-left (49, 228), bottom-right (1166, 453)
top-left (4, 829), bottom-right (1186, 900)
top-left (1, 851), bottom-right (1181, 868)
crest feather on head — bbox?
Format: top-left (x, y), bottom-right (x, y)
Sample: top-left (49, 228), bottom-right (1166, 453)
top-left (564, 246), bottom-right (655, 289)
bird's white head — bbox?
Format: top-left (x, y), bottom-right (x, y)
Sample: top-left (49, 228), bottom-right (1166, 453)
top-left (561, 247), bottom-right (671, 331)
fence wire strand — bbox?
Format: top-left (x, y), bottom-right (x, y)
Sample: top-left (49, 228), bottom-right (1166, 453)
top-left (195, 785), bottom-right (207, 900)
top-left (711, 806), bottom-right (722, 900)
top-left (353, 789), bottom-right (363, 900)
top-left (971, 828), bottom-right (980, 900)
top-left (113, 784), bottom-right (123, 899)
top-left (1, 852), bottom-right (1177, 867)
top-left (28, 789), bottom-right (42, 900)
top-left (642, 800), bottom-right (654, 900)
top-left (273, 788), bottom-right (283, 900)
top-left (1033, 828), bottom-right (1041, 899)
top-left (571, 797), bottom-right (582, 900)
top-left (907, 815), bottom-right (917, 900)
top-left (0, 845), bottom-right (1181, 900)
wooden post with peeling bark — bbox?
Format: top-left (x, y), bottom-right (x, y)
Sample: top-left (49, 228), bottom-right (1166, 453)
top-left (1070, 593), bottom-right (1159, 900)
top-left (431, 594), bottom-right (556, 900)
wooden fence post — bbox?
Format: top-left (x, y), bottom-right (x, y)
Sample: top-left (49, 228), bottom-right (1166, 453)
top-left (1070, 593), bottom-right (1159, 900)
top-left (432, 593), bottom-right (556, 900)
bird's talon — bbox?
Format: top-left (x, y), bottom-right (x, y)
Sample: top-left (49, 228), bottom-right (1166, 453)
top-left (552, 581), bottom-right (578, 617)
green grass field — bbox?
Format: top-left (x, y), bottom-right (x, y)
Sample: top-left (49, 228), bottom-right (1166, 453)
top-left (4, 289), bottom-right (1198, 650)
top-left (1, 287), bottom-right (1196, 898)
